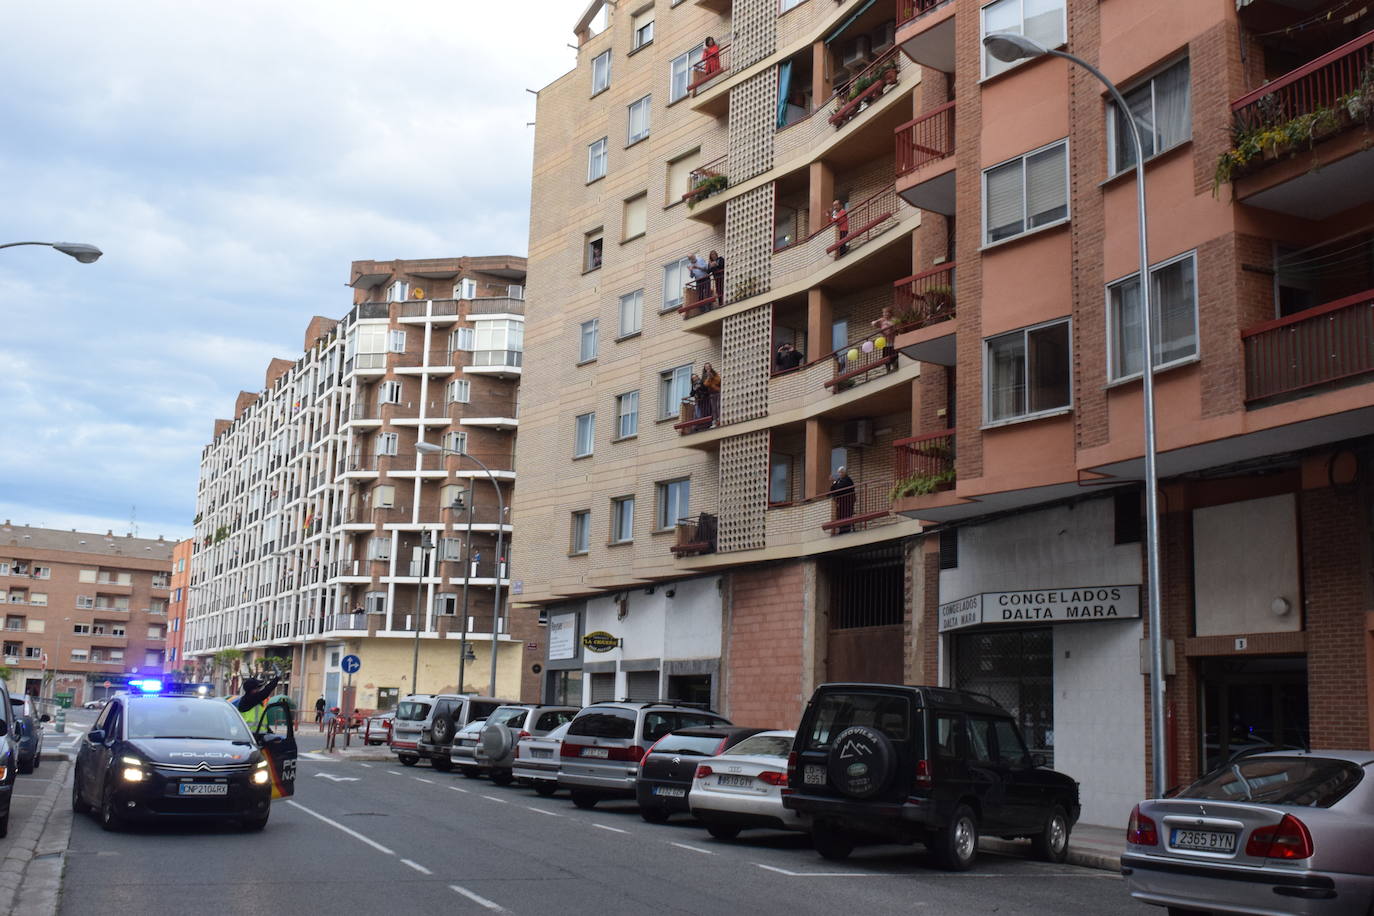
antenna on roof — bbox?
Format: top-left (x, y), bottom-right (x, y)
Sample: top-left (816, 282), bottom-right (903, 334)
top-left (129, 505), bottom-right (138, 538)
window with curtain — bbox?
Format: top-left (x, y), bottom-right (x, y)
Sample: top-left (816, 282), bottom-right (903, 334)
top-left (1108, 251), bottom-right (1198, 381)
top-left (983, 140), bottom-right (1067, 244)
top-left (574, 412), bottom-right (595, 457)
top-left (570, 511), bottom-right (591, 554)
top-left (623, 192), bottom-right (647, 240)
top-left (670, 46), bottom-right (705, 103)
top-left (985, 320), bottom-right (1071, 422)
top-left (981, 0), bottom-right (1066, 78)
top-left (1109, 58), bottom-right (1191, 175)
top-left (588, 137), bottom-right (608, 182)
top-left (631, 7), bottom-right (654, 49)
top-left (592, 50), bottom-right (611, 94)
top-left (579, 319), bottom-right (599, 362)
top-left (656, 478), bottom-right (690, 529)
top-left (616, 391), bottom-right (640, 438)
top-left (659, 365), bottom-right (692, 417)
top-left (627, 95), bottom-right (652, 143)
top-left (619, 289), bottom-right (644, 336)
top-left (611, 496), bottom-right (635, 543)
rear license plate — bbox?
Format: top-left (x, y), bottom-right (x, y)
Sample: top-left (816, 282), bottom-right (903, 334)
top-left (653, 786), bottom-right (686, 797)
top-left (531, 749), bottom-right (552, 759)
top-left (804, 765), bottom-right (826, 786)
top-left (581, 747), bottom-right (609, 758)
top-left (1171, 829), bottom-right (1237, 852)
top-left (717, 775), bottom-right (753, 788)
top-left (178, 783), bottom-right (228, 796)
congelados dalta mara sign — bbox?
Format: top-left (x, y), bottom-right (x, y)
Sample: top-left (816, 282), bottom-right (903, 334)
top-left (938, 586), bottom-right (1141, 632)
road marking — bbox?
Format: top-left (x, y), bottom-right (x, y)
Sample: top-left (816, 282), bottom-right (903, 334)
top-left (314, 773), bottom-right (360, 782)
top-left (413, 777), bottom-right (435, 784)
top-left (480, 794), bottom-right (508, 804)
top-left (755, 864), bottom-right (875, 878)
top-left (400, 859), bottom-right (432, 875)
top-left (300, 752), bottom-right (334, 761)
top-left (387, 771), bottom-right (402, 776)
top-left (449, 884), bottom-right (504, 911)
top-left (593, 824), bottom-right (628, 834)
top-left (359, 763), bottom-right (373, 768)
top-left (670, 842), bottom-right (714, 855)
top-left (525, 806), bottom-right (561, 817)
top-left (449, 786), bottom-right (469, 793)
top-left (286, 801), bottom-right (395, 855)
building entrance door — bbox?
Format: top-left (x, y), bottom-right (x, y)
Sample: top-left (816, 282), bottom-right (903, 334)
top-left (1199, 655), bottom-right (1308, 773)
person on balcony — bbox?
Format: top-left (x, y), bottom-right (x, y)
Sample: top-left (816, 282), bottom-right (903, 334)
top-left (701, 362), bottom-right (721, 425)
top-left (830, 467), bottom-right (856, 534)
top-left (701, 37), bottom-right (721, 80)
top-left (690, 373), bottom-right (711, 423)
top-left (688, 253), bottom-right (712, 308)
top-left (830, 199), bottom-right (850, 256)
top-left (708, 250), bottom-right (725, 305)
top-left (871, 306), bottom-right (898, 370)
top-left (775, 343), bottom-right (804, 372)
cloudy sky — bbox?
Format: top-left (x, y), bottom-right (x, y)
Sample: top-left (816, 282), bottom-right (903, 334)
top-left (0, 0), bottom-right (578, 542)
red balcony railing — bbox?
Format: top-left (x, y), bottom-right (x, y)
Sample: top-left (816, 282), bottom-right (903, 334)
top-left (895, 101), bottom-right (956, 176)
top-left (689, 42), bottom-right (731, 95)
top-left (1242, 288), bottom-right (1374, 402)
top-left (894, 429), bottom-right (956, 494)
top-left (683, 154), bottom-right (727, 206)
top-left (893, 262), bottom-right (956, 330)
top-left (829, 48), bottom-right (902, 128)
top-left (824, 337), bottom-right (898, 390)
top-left (822, 481), bottom-right (893, 534)
top-left (671, 513), bottom-right (718, 556)
top-left (1232, 29), bottom-right (1374, 132)
top-left (826, 184), bottom-right (899, 256)
top-left (897, 0), bottom-right (947, 26)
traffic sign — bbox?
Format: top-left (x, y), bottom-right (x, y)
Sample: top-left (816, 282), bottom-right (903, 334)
top-left (340, 654), bottom-right (361, 674)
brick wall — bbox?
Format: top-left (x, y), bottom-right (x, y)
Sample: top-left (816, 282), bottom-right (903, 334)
top-left (725, 561), bottom-right (809, 727)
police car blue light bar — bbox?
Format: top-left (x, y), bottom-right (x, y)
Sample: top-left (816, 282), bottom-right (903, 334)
top-left (129, 679), bottom-right (163, 693)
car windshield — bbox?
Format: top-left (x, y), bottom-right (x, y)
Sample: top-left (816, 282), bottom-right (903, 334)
top-left (488, 706), bottom-right (531, 729)
top-left (1181, 756), bottom-right (1364, 808)
top-left (803, 692), bottom-right (917, 753)
top-left (726, 734), bottom-right (794, 758)
top-left (127, 699), bottom-right (253, 741)
top-left (652, 734), bottom-right (723, 756)
top-left (395, 701), bottom-right (431, 721)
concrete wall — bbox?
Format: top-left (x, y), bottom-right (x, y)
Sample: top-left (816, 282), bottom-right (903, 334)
top-left (1192, 494), bottom-right (1300, 637)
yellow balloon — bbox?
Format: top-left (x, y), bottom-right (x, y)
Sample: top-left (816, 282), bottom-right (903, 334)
top-left (874, 336), bottom-right (887, 349)
top-left (847, 348), bottom-right (861, 363)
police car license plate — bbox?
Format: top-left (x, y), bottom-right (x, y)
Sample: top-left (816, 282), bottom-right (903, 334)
top-left (179, 783), bottom-right (228, 796)
top-left (804, 765), bottom-right (826, 785)
top-left (653, 786), bottom-right (686, 797)
top-left (582, 747), bottom-right (609, 758)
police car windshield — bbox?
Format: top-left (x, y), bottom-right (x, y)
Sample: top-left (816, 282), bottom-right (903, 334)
top-left (127, 698), bottom-right (254, 742)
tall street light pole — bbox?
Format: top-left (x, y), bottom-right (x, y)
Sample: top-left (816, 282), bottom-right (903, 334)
top-left (984, 33), bottom-right (1167, 797)
top-left (416, 441), bottom-right (508, 699)
top-left (0, 241), bottom-right (103, 263)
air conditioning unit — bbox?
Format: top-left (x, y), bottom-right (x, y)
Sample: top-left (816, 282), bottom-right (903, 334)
top-left (842, 36), bottom-right (871, 71)
top-left (841, 418), bottom-right (874, 447)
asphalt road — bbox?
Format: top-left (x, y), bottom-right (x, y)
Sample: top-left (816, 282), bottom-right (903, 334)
top-left (59, 750), bottom-right (1155, 916)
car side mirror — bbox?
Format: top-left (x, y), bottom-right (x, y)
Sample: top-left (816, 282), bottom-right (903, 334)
top-left (40, 714), bottom-right (51, 723)
top-left (87, 728), bottom-right (105, 744)
top-left (1031, 753), bottom-right (1047, 768)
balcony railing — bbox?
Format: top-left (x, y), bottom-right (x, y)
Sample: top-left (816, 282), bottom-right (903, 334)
top-left (398, 299), bottom-right (460, 318)
top-left (821, 481), bottom-right (893, 534)
top-left (896, 101), bottom-right (956, 176)
top-left (827, 184), bottom-right (899, 256)
top-left (894, 429), bottom-right (956, 494)
top-left (683, 154), bottom-right (727, 208)
top-left (471, 349), bottom-right (523, 368)
top-left (689, 42), bottom-right (731, 95)
top-left (1232, 29), bottom-right (1374, 132)
top-left (1242, 289), bottom-right (1374, 402)
top-left (892, 263), bottom-right (956, 330)
top-left (897, 0), bottom-right (946, 26)
top-left (671, 513), bottom-right (718, 557)
top-left (829, 48), bottom-right (902, 129)
top-left (390, 349), bottom-right (454, 369)
top-left (468, 296), bottom-right (525, 316)
top-left (325, 612), bottom-right (370, 632)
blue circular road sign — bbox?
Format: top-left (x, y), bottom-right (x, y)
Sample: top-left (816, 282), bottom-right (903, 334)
top-left (340, 654), bottom-right (361, 674)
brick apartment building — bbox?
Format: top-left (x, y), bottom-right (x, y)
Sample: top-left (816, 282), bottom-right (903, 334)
top-left (520, 0), bottom-right (1374, 827)
top-left (166, 537), bottom-right (192, 673)
top-left (185, 256), bottom-right (541, 711)
top-left (0, 523), bottom-right (174, 704)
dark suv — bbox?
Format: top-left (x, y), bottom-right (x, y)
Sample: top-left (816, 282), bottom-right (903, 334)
top-left (785, 683), bottom-right (1080, 870)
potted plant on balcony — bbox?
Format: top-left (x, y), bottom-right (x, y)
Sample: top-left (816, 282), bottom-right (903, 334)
top-left (889, 468), bottom-right (956, 500)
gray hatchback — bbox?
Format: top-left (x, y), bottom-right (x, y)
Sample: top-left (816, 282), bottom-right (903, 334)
top-left (475, 705), bottom-right (577, 785)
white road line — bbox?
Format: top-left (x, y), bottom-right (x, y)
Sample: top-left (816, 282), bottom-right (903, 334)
top-left (525, 806), bottom-right (561, 817)
top-left (754, 864), bottom-right (874, 878)
top-left (480, 794), bottom-right (508, 804)
top-left (400, 859), bottom-right (432, 875)
top-left (359, 763), bottom-right (373, 768)
top-left (286, 800), bottom-right (395, 855)
top-left (670, 842), bottom-right (714, 855)
top-left (449, 786), bottom-right (469, 793)
top-left (449, 884), bottom-right (504, 911)
top-left (413, 777), bottom-right (435, 784)
top-left (593, 823), bottom-right (629, 834)
top-left (387, 771), bottom-right (402, 776)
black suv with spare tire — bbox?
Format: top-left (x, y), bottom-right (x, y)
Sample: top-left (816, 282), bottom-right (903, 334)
top-left (784, 683), bottom-right (1080, 870)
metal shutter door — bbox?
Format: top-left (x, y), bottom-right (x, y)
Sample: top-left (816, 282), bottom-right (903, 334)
top-left (625, 670), bottom-right (660, 702)
top-left (589, 672), bottom-right (616, 703)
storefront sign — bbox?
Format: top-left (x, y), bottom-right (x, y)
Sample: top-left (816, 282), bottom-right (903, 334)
top-left (548, 613), bottom-right (577, 660)
top-left (581, 630), bottom-right (621, 653)
top-left (939, 586), bottom-right (1140, 632)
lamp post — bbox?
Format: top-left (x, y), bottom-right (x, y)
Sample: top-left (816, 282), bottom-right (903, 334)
top-left (416, 441), bottom-right (509, 698)
top-left (0, 241), bottom-right (103, 263)
top-left (448, 487), bottom-right (476, 693)
top-left (414, 531), bottom-right (436, 692)
top-left (984, 32), bottom-right (1167, 797)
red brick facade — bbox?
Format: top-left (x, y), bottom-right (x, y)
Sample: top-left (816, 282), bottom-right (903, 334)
top-left (725, 561), bottom-right (809, 729)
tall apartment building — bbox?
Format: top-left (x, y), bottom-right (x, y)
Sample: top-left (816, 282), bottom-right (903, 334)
top-left (186, 256), bottom-right (539, 710)
top-left (0, 523), bottom-right (174, 704)
top-left (523, 0), bottom-right (1374, 826)
top-left (166, 537), bottom-right (192, 672)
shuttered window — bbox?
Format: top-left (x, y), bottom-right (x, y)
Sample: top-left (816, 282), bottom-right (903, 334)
top-left (589, 672), bottom-right (617, 703)
top-left (983, 140), bottom-right (1067, 245)
top-left (626, 670), bottom-right (660, 701)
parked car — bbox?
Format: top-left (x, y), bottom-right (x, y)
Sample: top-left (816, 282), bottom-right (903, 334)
top-left (8, 696), bottom-right (49, 773)
top-left (390, 694), bottom-right (511, 769)
top-left (475, 704), bottom-right (578, 785)
top-left (0, 682), bottom-right (18, 836)
top-left (636, 725), bottom-right (766, 823)
top-left (689, 730), bottom-right (808, 840)
top-left (83, 698), bottom-right (107, 710)
top-left (559, 700), bottom-right (731, 809)
top-left (1123, 749), bottom-right (1374, 915)
top-left (785, 683), bottom-right (1080, 870)
top-left (363, 711), bottom-right (394, 746)
top-left (450, 719), bottom-right (488, 776)
top-left (513, 721), bottom-right (573, 796)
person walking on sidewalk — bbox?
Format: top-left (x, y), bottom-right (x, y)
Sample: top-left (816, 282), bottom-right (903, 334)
top-left (314, 695), bottom-right (326, 726)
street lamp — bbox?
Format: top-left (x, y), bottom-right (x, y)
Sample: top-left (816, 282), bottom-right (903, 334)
top-left (984, 32), bottom-right (1168, 796)
top-left (416, 441), bottom-right (509, 698)
top-left (0, 241), bottom-right (103, 263)
top-left (446, 486), bottom-right (476, 693)
top-left (414, 531), bottom-right (437, 692)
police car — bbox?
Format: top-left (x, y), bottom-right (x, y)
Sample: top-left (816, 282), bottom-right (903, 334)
top-left (72, 679), bottom-right (296, 831)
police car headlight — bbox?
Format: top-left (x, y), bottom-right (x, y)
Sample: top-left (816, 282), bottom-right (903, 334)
top-left (255, 759), bottom-right (269, 769)
top-left (121, 767), bottom-right (145, 782)
top-left (252, 769), bottom-right (270, 785)
top-left (120, 756), bottom-right (143, 767)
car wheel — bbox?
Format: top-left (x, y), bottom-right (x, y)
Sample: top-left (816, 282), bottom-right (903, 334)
top-left (432, 757), bottom-right (453, 772)
top-left (398, 755), bottom-right (419, 767)
top-left (812, 825), bottom-right (854, 861)
top-left (489, 769), bottom-right (515, 786)
top-left (570, 790), bottom-right (599, 810)
top-left (430, 715), bottom-right (455, 746)
top-left (934, 804), bottom-right (978, 871)
top-left (639, 804), bottom-right (670, 824)
top-left (533, 782), bottom-right (558, 797)
top-left (99, 779), bottom-right (125, 832)
top-left (242, 811), bottom-right (270, 831)
top-left (72, 775), bottom-right (90, 814)
top-left (18, 754), bottom-right (33, 776)
top-left (707, 823), bottom-right (741, 841)
top-left (460, 766), bottom-right (481, 779)
top-left (1031, 805), bottom-right (1070, 863)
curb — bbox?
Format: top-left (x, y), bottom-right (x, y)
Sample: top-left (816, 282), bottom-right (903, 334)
top-left (0, 759), bottom-right (71, 915)
top-left (979, 837), bottom-right (1121, 873)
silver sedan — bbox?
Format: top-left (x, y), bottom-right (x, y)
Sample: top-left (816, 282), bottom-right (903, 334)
top-left (1122, 749), bottom-right (1374, 915)
top-left (688, 730), bottom-right (809, 840)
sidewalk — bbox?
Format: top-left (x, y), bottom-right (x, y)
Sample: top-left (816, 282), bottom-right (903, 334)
top-left (981, 821), bottom-right (1123, 872)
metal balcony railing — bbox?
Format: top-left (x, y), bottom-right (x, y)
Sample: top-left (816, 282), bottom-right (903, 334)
top-left (897, 0), bottom-right (947, 26)
top-left (670, 513), bottom-right (718, 557)
top-left (1242, 289), bottom-right (1374, 402)
top-left (821, 480), bottom-right (893, 534)
top-left (468, 297), bottom-right (525, 316)
top-left (689, 42), bottom-right (730, 95)
top-left (1232, 29), bottom-right (1374, 132)
top-left (896, 101), bottom-right (956, 176)
top-left (829, 48), bottom-right (902, 129)
top-left (892, 263), bottom-right (956, 330)
top-left (683, 154), bottom-right (728, 208)
top-left (827, 184), bottom-right (899, 257)
top-left (894, 429), bottom-right (956, 493)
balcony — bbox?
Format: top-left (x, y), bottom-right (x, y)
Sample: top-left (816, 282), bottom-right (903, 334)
top-left (682, 155), bottom-right (728, 211)
top-left (895, 0), bottom-right (955, 72)
top-left (1243, 289), bottom-right (1374, 404)
top-left (324, 612), bottom-right (370, 633)
top-left (464, 349), bottom-right (522, 379)
top-left (671, 513), bottom-right (718, 557)
top-left (821, 481), bottom-right (893, 534)
top-left (893, 262), bottom-right (957, 365)
top-left (392, 349), bottom-right (455, 374)
top-left (895, 102), bottom-right (955, 215)
top-left (397, 299), bottom-right (461, 324)
top-left (829, 49), bottom-right (903, 130)
top-left (468, 296), bottom-right (525, 316)
top-left (688, 41), bottom-right (731, 96)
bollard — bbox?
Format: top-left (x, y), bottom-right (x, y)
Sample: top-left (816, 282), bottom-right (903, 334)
top-left (54, 708), bottom-right (66, 734)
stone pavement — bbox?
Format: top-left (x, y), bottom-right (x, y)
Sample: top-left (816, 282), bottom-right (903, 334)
top-left (982, 821), bottom-right (1124, 872)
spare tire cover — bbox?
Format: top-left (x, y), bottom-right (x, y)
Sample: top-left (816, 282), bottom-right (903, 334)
top-left (826, 725), bottom-right (894, 799)
top-left (481, 724), bottom-right (512, 759)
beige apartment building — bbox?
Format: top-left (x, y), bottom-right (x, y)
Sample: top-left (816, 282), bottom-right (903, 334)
top-left (186, 257), bottom-right (541, 710)
top-left (0, 523), bottom-right (174, 704)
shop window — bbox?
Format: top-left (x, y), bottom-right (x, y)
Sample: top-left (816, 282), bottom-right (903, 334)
top-left (953, 628), bottom-right (1054, 765)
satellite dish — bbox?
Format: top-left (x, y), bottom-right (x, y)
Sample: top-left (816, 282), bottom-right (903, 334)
top-left (410, 287), bottom-right (426, 299)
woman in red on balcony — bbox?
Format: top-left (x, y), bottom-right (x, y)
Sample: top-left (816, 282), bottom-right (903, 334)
top-left (831, 199), bottom-right (849, 256)
top-left (701, 37), bottom-right (721, 79)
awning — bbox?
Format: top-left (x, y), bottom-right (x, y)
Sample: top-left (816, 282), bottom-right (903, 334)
top-left (825, 0), bottom-right (877, 44)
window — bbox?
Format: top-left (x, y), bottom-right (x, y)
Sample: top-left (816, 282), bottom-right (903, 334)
top-left (618, 290), bottom-right (643, 337)
top-left (1109, 58), bottom-right (1191, 175)
top-left (587, 137), bottom-right (608, 182)
top-left (570, 511), bottom-right (591, 554)
top-left (386, 280), bottom-right (410, 302)
top-left (376, 432), bottom-right (399, 456)
top-left (983, 140), bottom-right (1068, 244)
top-left (456, 277), bottom-right (477, 300)
top-left (659, 365), bottom-right (693, 418)
top-left (379, 380), bottom-right (402, 404)
top-left (371, 485), bottom-right (396, 508)
top-left (985, 319), bottom-right (1071, 423)
top-left (622, 192), bottom-right (647, 240)
top-left (32, 566), bottom-right (50, 579)
top-left (574, 412), bottom-right (596, 457)
top-left (78, 568), bottom-right (96, 584)
top-left (70, 649), bottom-right (89, 662)
top-left (769, 453), bottom-right (792, 504)
top-left (144, 651), bottom-right (161, 667)
top-left (631, 7), bottom-right (654, 49)
top-left (388, 329), bottom-right (406, 353)
top-left (368, 536), bottom-right (391, 560)
top-left (72, 624), bottom-right (91, 635)
top-left (440, 484), bottom-right (466, 509)
top-left (29, 593), bottom-right (46, 606)
top-left (365, 592), bottom-right (387, 615)
top-left (1107, 251), bottom-right (1198, 381)
top-left (662, 257), bottom-right (692, 310)
top-left (611, 496), bottom-right (635, 543)
top-left (148, 626), bottom-right (165, 639)
top-left (670, 45), bottom-right (705, 103)
top-left (77, 595), bottom-right (94, 609)
top-left (23, 647), bottom-right (40, 659)
top-left (472, 319), bottom-right (523, 366)
top-left (440, 537), bottom-right (463, 562)
top-left (665, 149), bottom-right (700, 203)
top-left (616, 391), bottom-right (640, 439)
top-left (579, 319), bottom-right (600, 362)
top-left (585, 231), bottom-right (604, 272)
top-left (656, 478), bottom-right (690, 529)
top-left (981, 0), bottom-right (1066, 79)
top-left (445, 430), bottom-right (468, 454)
top-left (592, 49), bottom-right (611, 94)
top-left (781, 0), bottom-right (805, 9)
top-left (452, 327), bottom-right (475, 352)
top-left (627, 95), bottom-right (652, 144)
top-left (447, 379), bottom-right (471, 403)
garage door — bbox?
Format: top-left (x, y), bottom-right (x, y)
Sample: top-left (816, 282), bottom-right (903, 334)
top-left (625, 670), bottom-right (660, 701)
top-left (589, 672), bottom-right (616, 703)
